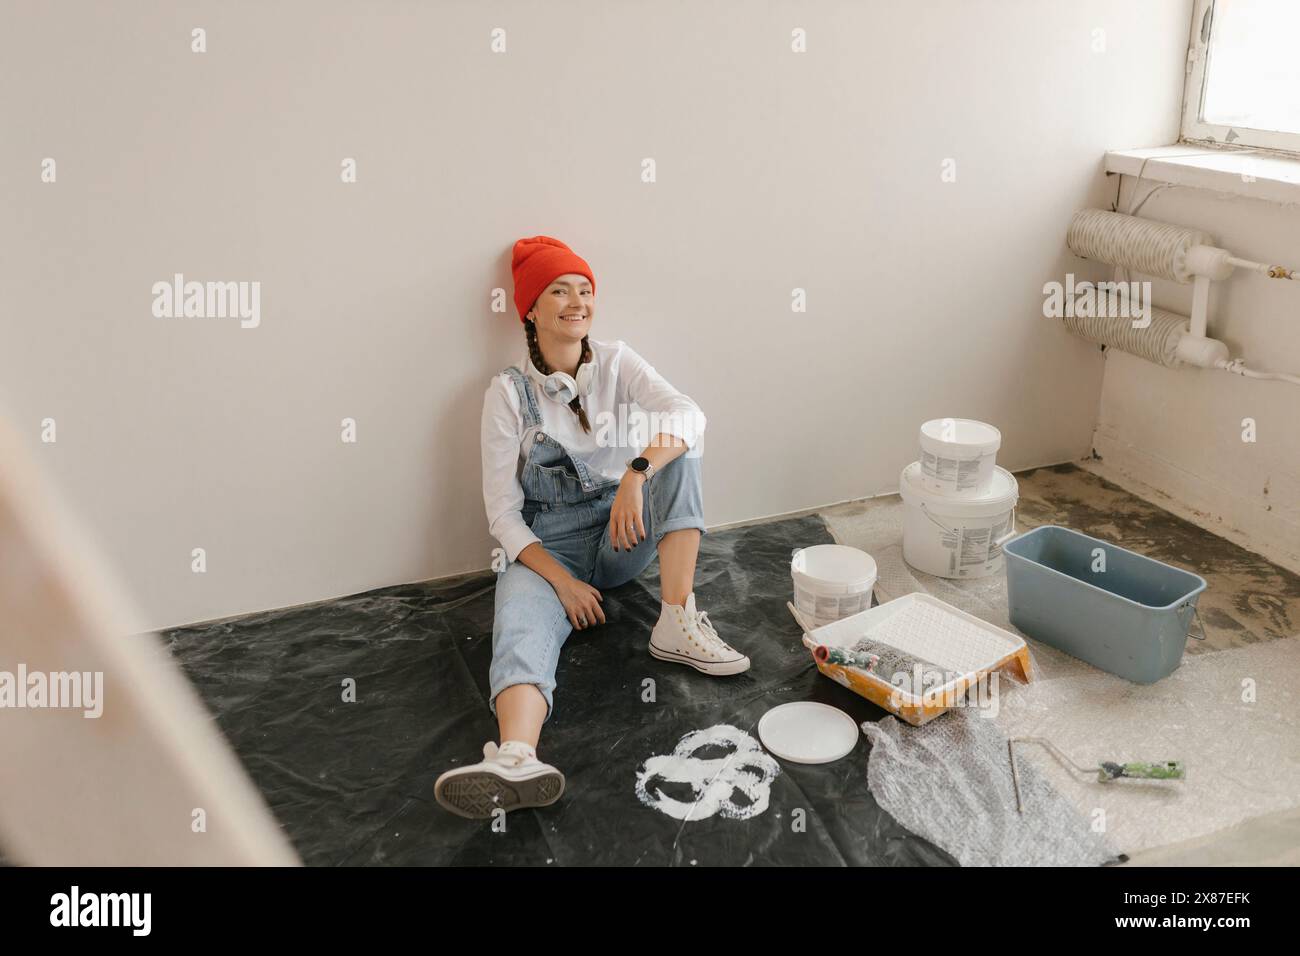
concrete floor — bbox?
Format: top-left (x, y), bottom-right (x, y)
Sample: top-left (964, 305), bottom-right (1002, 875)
top-left (813, 462), bottom-right (1300, 866)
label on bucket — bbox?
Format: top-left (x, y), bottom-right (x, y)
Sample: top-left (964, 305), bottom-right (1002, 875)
top-left (815, 594), bottom-right (840, 620)
top-left (934, 512), bottom-right (1013, 573)
top-left (988, 514), bottom-right (1013, 560)
top-left (943, 529), bottom-right (959, 575)
top-left (921, 451), bottom-right (982, 490)
top-left (960, 526), bottom-right (991, 566)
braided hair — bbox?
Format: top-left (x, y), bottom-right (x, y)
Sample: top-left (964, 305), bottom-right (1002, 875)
top-left (523, 319), bottom-right (592, 433)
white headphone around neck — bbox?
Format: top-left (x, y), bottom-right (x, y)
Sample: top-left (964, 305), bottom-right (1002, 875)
top-left (525, 356), bottom-right (597, 405)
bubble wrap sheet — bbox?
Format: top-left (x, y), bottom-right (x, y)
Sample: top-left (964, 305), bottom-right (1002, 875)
top-left (862, 709), bottom-right (1118, 866)
top-left (993, 637), bottom-right (1300, 855)
top-left (831, 497), bottom-right (1300, 859)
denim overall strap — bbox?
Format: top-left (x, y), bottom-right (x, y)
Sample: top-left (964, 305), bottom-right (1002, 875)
top-left (502, 365), bottom-right (618, 498)
top-left (502, 365), bottom-right (542, 430)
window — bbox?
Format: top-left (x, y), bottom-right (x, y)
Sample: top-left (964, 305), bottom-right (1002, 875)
top-left (1182, 0), bottom-right (1300, 155)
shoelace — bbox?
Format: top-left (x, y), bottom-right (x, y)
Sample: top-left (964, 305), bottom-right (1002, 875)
top-left (693, 610), bottom-right (735, 654)
top-left (486, 742), bottom-right (534, 767)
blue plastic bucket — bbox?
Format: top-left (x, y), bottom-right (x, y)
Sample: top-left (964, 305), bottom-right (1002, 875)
top-left (1003, 525), bottom-right (1207, 683)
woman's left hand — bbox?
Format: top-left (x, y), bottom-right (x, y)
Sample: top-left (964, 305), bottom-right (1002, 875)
top-left (609, 473), bottom-right (647, 551)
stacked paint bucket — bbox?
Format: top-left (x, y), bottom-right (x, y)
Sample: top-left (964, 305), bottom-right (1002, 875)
top-left (900, 419), bottom-right (1019, 579)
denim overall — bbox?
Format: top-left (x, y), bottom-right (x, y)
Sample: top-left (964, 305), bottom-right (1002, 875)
top-left (488, 365), bottom-right (706, 723)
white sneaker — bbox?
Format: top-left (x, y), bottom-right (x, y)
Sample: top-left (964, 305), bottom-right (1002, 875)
top-left (434, 740), bottom-right (565, 819)
top-left (648, 593), bottom-right (751, 676)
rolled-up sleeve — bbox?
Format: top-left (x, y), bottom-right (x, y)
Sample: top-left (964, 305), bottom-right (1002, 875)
top-left (618, 342), bottom-right (707, 450)
top-left (481, 377), bottom-right (541, 562)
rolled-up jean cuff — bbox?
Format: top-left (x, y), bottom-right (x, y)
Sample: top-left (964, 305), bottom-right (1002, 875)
top-left (653, 516), bottom-right (707, 542)
top-left (488, 680), bottom-right (555, 724)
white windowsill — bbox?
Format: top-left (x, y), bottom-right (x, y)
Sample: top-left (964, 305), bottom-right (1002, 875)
top-left (1105, 145), bottom-right (1300, 206)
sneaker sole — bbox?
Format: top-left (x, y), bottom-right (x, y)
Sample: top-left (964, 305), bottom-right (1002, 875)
top-left (648, 641), bottom-right (751, 676)
top-left (434, 768), bottom-right (566, 820)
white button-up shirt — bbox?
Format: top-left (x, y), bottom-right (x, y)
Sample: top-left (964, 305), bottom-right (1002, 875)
top-left (481, 338), bottom-right (707, 562)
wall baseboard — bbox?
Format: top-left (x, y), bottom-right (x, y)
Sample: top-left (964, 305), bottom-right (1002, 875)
top-left (1086, 432), bottom-right (1300, 576)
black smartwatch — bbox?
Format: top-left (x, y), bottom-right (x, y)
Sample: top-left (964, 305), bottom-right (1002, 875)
top-left (626, 456), bottom-right (655, 481)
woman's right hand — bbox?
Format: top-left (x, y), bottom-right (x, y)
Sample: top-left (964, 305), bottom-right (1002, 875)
top-left (552, 573), bottom-right (606, 631)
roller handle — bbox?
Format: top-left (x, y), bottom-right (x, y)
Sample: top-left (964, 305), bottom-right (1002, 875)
top-left (1098, 760), bottom-right (1185, 782)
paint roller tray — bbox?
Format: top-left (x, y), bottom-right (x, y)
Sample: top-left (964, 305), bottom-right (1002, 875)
top-left (806, 593), bottom-right (1033, 726)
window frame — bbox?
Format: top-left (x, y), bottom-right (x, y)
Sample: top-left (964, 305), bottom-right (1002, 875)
top-left (1181, 0), bottom-right (1300, 156)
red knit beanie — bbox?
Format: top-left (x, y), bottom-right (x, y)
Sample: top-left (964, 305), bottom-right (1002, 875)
top-left (511, 236), bottom-right (596, 323)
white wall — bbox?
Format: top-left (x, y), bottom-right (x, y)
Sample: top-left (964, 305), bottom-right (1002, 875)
top-left (1093, 180), bottom-right (1300, 571)
top-left (1, 1), bottom-right (1194, 630)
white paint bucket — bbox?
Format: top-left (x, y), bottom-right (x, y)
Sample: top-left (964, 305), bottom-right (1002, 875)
top-left (918, 418), bottom-right (1001, 497)
top-left (900, 461), bottom-right (1018, 579)
top-left (791, 544), bottom-right (877, 629)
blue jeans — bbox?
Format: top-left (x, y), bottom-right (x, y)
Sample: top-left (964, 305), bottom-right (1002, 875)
top-left (489, 454), bottom-right (705, 723)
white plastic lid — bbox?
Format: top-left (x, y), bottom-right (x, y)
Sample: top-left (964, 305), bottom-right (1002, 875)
top-left (899, 461), bottom-right (1018, 516)
top-left (791, 544), bottom-right (878, 595)
top-left (757, 702), bottom-right (860, 765)
top-left (919, 418), bottom-right (1002, 456)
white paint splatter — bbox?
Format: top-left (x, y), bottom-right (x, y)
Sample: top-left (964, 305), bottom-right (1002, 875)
top-left (634, 724), bottom-right (781, 821)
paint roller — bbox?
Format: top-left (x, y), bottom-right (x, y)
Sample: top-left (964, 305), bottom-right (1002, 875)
top-left (814, 643), bottom-right (880, 671)
top-left (1062, 209), bottom-right (1300, 383)
top-left (789, 603), bottom-right (879, 671)
top-left (788, 601), bottom-right (948, 684)
top-left (1008, 736), bottom-right (1185, 814)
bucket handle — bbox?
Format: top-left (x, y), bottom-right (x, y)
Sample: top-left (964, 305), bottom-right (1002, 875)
top-left (917, 501), bottom-right (956, 535)
top-left (1185, 603), bottom-right (1207, 641)
top-left (994, 507), bottom-right (1017, 547)
top-left (919, 502), bottom-right (1018, 547)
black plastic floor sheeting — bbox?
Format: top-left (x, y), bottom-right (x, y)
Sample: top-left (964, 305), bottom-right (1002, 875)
top-left (164, 514), bottom-right (954, 866)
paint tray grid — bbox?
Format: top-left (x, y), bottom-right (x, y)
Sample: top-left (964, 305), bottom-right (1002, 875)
top-left (813, 593), bottom-right (1024, 681)
top-left (863, 599), bottom-right (1016, 674)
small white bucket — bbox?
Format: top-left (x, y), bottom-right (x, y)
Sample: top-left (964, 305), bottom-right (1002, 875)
top-left (791, 544), bottom-right (878, 629)
top-left (918, 418), bottom-right (1001, 497)
top-left (901, 461), bottom-right (1018, 579)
